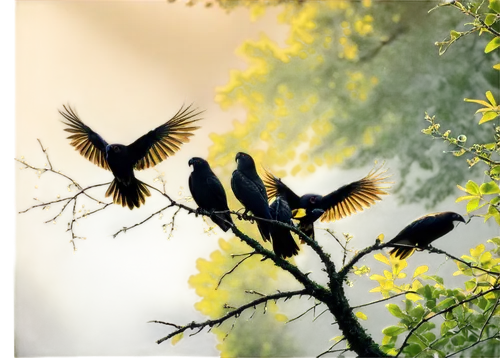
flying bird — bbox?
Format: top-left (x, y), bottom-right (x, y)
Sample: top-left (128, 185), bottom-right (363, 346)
top-left (231, 152), bottom-right (272, 243)
top-left (269, 195), bottom-right (300, 258)
top-left (293, 208), bottom-right (325, 241)
top-left (188, 157), bottom-right (233, 232)
top-left (61, 104), bottom-right (202, 209)
top-left (263, 167), bottom-right (390, 239)
top-left (388, 211), bottom-right (466, 260)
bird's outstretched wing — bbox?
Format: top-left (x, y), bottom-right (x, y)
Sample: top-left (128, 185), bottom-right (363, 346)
top-left (319, 167), bottom-right (391, 222)
top-left (61, 105), bottom-right (110, 170)
top-left (262, 169), bottom-right (301, 209)
top-left (130, 104), bottom-right (203, 170)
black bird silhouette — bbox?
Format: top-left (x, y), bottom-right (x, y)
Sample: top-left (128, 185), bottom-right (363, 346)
top-left (61, 104), bottom-right (202, 209)
top-left (263, 167), bottom-right (390, 239)
top-left (231, 152), bottom-right (272, 243)
top-left (269, 195), bottom-right (300, 258)
top-left (188, 157), bottom-right (233, 232)
top-left (293, 208), bottom-right (325, 241)
top-left (388, 211), bottom-right (466, 260)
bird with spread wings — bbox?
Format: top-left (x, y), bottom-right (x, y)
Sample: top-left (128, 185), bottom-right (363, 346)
top-left (61, 104), bottom-right (202, 209)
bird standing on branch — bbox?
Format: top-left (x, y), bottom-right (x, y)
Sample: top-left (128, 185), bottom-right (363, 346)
top-left (61, 104), bottom-right (202, 209)
top-left (188, 157), bottom-right (233, 232)
top-left (388, 211), bottom-right (466, 260)
top-left (231, 152), bottom-right (273, 243)
top-left (263, 167), bottom-right (391, 239)
top-left (269, 195), bottom-right (300, 258)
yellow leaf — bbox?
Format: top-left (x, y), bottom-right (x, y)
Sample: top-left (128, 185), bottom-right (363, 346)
top-left (494, 63), bottom-right (500, 70)
top-left (413, 265), bottom-right (429, 278)
top-left (486, 91), bottom-right (497, 106)
top-left (373, 253), bottom-right (390, 265)
top-left (377, 233), bottom-right (385, 243)
top-left (171, 332), bottom-right (184, 346)
top-left (464, 98), bottom-right (492, 107)
top-left (355, 311), bottom-right (368, 320)
top-left (369, 286), bottom-right (382, 293)
top-left (470, 244), bottom-right (485, 258)
top-left (274, 313), bottom-right (288, 322)
top-left (405, 293), bottom-right (422, 302)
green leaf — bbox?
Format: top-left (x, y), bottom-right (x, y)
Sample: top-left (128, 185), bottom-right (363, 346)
top-left (485, 13), bottom-right (497, 26)
top-left (487, 237), bottom-right (500, 246)
top-left (451, 334), bottom-right (466, 346)
top-left (491, 166), bottom-right (500, 175)
top-left (486, 37), bottom-right (500, 53)
top-left (486, 91), bottom-right (497, 106)
top-left (382, 325), bottom-right (407, 336)
top-left (466, 197), bottom-right (481, 213)
top-left (465, 180), bottom-right (480, 195)
top-left (413, 265), bottom-right (429, 278)
top-left (479, 111), bottom-right (499, 124)
top-left (171, 332), bottom-right (184, 346)
top-left (355, 311), bottom-right (367, 320)
top-left (386, 303), bottom-right (405, 318)
top-left (489, 0), bottom-right (500, 14)
top-left (404, 343), bottom-right (423, 356)
top-left (435, 297), bottom-right (456, 311)
top-left (480, 181), bottom-right (500, 194)
top-left (409, 305), bottom-right (425, 320)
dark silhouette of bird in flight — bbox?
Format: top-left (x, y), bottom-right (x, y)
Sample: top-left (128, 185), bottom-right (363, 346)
top-left (388, 211), bottom-right (466, 260)
top-left (188, 157), bottom-right (233, 232)
top-left (263, 167), bottom-right (390, 239)
top-left (269, 195), bottom-right (300, 258)
top-left (61, 104), bottom-right (202, 209)
top-left (231, 152), bottom-right (273, 243)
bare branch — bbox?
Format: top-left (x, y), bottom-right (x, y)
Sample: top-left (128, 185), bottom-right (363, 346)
top-left (216, 252), bottom-right (256, 290)
top-left (351, 291), bottom-right (419, 310)
top-left (286, 301), bottom-right (323, 324)
top-left (153, 289), bottom-right (308, 344)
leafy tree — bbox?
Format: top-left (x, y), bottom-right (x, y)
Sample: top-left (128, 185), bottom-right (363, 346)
top-left (203, 0), bottom-right (499, 207)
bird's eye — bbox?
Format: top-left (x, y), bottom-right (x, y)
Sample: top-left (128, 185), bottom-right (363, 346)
top-left (309, 197), bottom-right (316, 204)
top-left (113, 146), bottom-right (120, 153)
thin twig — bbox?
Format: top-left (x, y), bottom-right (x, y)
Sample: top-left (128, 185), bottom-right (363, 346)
top-left (216, 252), bottom-right (256, 290)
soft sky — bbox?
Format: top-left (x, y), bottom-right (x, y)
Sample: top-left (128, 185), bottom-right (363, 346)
top-left (14, 1), bottom-right (287, 356)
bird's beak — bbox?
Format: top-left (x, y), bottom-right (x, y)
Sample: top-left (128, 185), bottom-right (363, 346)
top-left (292, 208), bottom-right (307, 219)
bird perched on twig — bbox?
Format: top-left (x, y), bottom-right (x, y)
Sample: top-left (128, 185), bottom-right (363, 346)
top-left (231, 152), bottom-right (273, 243)
top-left (269, 195), bottom-right (300, 258)
top-left (263, 167), bottom-right (391, 239)
top-left (61, 104), bottom-right (202, 209)
top-left (188, 157), bottom-right (233, 232)
top-left (387, 211), bottom-right (466, 260)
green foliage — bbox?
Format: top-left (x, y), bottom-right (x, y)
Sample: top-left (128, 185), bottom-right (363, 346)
top-left (206, 0), bottom-right (498, 207)
top-left (371, 241), bottom-right (500, 356)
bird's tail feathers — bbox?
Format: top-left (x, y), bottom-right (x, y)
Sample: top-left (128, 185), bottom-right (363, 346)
top-left (211, 212), bottom-right (234, 232)
top-left (389, 246), bottom-right (415, 260)
top-left (105, 178), bottom-right (151, 210)
top-left (271, 230), bottom-right (300, 259)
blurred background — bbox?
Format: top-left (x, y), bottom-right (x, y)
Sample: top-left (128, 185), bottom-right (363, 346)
top-left (15, 1), bottom-right (499, 357)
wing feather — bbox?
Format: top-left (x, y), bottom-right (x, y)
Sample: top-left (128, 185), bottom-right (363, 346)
top-left (60, 105), bottom-right (110, 170)
top-left (131, 104), bottom-right (203, 170)
top-left (319, 166), bottom-right (391, 222)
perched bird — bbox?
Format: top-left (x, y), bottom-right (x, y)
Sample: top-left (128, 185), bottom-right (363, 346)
top-left (388, 211), bottom-right (466, 260)
top-left (293, 208), bottom-right (325, 241)
top-left (61, 104), bottom-right (202, 209)
top-left (269, 195), bottom-right (300, 258)
top-left (263, 167), bottom-right (390, 239)
top-left (231, 152), bottom-right (272, 243)
top-left (188, 157), bottom-right (233, 232)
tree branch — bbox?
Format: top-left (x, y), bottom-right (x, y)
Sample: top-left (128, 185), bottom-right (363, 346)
top-left (152, 289), bottom-right (309, 344)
